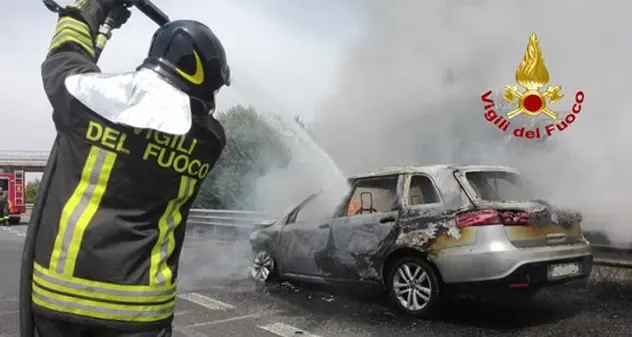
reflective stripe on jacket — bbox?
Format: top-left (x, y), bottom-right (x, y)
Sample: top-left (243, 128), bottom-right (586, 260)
top-left (32, 14), bottom-right (225, 330)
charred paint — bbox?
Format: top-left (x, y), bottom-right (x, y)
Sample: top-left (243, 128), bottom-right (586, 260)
top-left (396, 217), bottom-right (475, 252)
top-left (324, 214), bottom-right (399, 283)
top-left (250, 164), bottom-right (587, 289)
top-left (504, 223), bottom-right (581, 241)
top-left (429, 227), bottom-right (476, 250)
top-left (394, 206), bottom-right (474, 259)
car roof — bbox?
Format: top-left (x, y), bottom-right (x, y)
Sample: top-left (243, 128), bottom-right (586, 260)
top-left (347, 164), bottom-right (519, 179)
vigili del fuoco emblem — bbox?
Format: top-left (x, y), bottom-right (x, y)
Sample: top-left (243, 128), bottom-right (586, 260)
top-left (480, 33), bottom-right (585, 139)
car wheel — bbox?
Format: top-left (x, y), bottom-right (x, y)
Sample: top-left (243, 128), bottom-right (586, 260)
top-left (387, 256), bottom-right (441, 318)
top-left (250, 250), bottom-right (278, 283)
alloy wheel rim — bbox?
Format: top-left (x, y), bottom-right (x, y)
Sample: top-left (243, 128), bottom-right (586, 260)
top-left (392, 263), bottom-right (432, 311)
top-left (251, 251), bottom-right (274, 282)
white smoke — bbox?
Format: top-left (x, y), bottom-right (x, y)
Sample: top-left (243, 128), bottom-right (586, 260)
top-left (307, 0), bottom-right (632, 243)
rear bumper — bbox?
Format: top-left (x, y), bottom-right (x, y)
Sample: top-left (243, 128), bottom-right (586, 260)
top-left (432, 225), bottom-right (593, 284)
top-left (444, 255), bottom-right (592, 293)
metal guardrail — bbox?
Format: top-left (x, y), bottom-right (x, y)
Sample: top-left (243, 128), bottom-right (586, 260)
top-left (23, 204), bottom-right (632, 268)
top-left (590, 244), bottom-right (632, 269)
top-left (186, 209), bottom-right (274, 229)
top-left (26, 204), bottom-right (275, 229)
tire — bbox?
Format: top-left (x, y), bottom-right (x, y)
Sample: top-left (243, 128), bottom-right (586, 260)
top-left (386, 256), bottom-right (441, 318)
top-left (8, 217), bottom-right (20, 226)
top-left (250, 250), bottom-right (279, 284)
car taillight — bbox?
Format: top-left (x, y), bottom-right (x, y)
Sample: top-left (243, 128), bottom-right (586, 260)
top-left (456, 209), bottom-right (531, 228)
top-left (456, 210), bottom-right (501, 228)
top-left (498, 211), bottom-right (531, 226)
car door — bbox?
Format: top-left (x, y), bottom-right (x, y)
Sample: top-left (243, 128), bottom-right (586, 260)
top-left (329, 175), bottom-right (403, 282)
top-left (396, 173), bottom-right (457, 248)
top-left (278, 193), bottom-right (339, 278)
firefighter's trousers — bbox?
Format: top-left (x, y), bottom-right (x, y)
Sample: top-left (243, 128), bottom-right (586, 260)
top-left (0, 201), bottom-right (7, 225)
top-left (34, 313), bottom-right (172, 337)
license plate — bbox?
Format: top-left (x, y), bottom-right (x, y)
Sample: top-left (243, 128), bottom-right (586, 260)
top-left (547, 262), bottom-right (582, 280)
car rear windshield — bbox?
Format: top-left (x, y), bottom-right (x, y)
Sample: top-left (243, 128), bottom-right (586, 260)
top-left (464, 171), bottom-right (536, 201)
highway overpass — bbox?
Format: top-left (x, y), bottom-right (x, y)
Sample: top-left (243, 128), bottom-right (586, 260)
top-left (0, 150), bottom-right (49, 172)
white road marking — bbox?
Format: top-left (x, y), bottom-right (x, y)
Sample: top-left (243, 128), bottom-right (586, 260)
top-left (0, 310), bottom-right (19, 317)
top-left (185, 310), bottom-right (283, 328)
top-left (174, 310), bottom-right (191, 316)
top-left (0, 297), bottom-right (18, 302)
top-left (258, 322), bottom-right (323, 337)
top-left (173, 324), bottom-right (209, 337)
top-left (0, 227), bottom-right (24, 237)
top-left (177, 292), bottom-right (235, 310)
top-left (0, 333), bottom-right (18, 337)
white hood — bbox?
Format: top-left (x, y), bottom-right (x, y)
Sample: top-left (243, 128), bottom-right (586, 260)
top-left (64, 68), bottom-right (192, 135)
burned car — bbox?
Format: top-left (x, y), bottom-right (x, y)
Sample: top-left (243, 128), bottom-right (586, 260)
top-left (248, 165), bottom-right (593, 317)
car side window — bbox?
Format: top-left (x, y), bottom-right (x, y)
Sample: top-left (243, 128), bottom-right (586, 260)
top-left (487, 175), bottom-right (527, 201)
top-left (342, 176), bottom-right (398, 217)
top-left (408, 175), bottom-right (440, 205)
top-left (465, 171), bottom-right (533, 201)
top-left (293, 193), bottom-right (338, 223)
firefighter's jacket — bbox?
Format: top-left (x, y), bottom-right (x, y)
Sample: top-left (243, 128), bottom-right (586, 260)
top-left (31, 14), bottom-right (225, 330)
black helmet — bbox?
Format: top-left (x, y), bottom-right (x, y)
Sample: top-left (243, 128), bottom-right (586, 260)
top-left (139, 20), bottom-right (231, 115)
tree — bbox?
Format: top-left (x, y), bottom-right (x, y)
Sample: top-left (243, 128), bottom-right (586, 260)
top-left (26, 179), bottom-right (40, 204)
top-left (193, 105), bottom-right (292, 210)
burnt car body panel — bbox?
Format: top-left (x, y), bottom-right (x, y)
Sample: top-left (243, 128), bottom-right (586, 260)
top-left (249, 164), bottom-right (593, 291)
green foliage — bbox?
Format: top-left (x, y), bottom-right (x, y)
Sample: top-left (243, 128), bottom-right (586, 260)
top-left (193, 105), bottom-right (292, 210)
top-left (26, 179), bottom-right (40, 204)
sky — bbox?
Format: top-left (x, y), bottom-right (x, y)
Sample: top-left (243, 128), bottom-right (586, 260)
top-left (1, 0), bottom-right (362, 151)
top-left (2, 0), bottom-right (632, 242)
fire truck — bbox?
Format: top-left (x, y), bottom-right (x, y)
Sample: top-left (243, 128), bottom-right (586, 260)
top-left (0, 169), bottom-right (25, 225)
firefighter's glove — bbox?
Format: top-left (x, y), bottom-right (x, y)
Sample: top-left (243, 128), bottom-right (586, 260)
top-left (64, 0), bottom-right (133, 39)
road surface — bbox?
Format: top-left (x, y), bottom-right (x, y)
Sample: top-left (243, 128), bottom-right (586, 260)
top-left (1, 225), bottom-right (632, 337)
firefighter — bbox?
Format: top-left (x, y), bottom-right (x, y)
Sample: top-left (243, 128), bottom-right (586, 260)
top-left (24, 0), bottom-right (231, 336)
top-left (0, 187), bottom-right (7, 226)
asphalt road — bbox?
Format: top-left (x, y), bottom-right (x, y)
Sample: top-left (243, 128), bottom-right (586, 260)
top-left (2, 224), bottom-right (632, 337)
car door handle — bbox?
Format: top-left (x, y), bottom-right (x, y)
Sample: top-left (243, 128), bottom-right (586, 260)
top-left (319, 224), bottom-right (330, 229)
top-left (379, 216), bottom-right (396, 224)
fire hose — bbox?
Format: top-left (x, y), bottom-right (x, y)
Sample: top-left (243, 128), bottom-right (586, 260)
top-left (19, 1), bottom-right (169, 336)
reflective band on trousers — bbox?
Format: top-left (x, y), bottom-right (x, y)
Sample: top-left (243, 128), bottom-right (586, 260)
top-left (150, 175), bottom-right (197, 286)
top-left (32, 283), bottom-right (174, 323)
top-left (33, 262), bottom-right (176, 304)
top-left (49, 146), bottom-right (117, 276)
